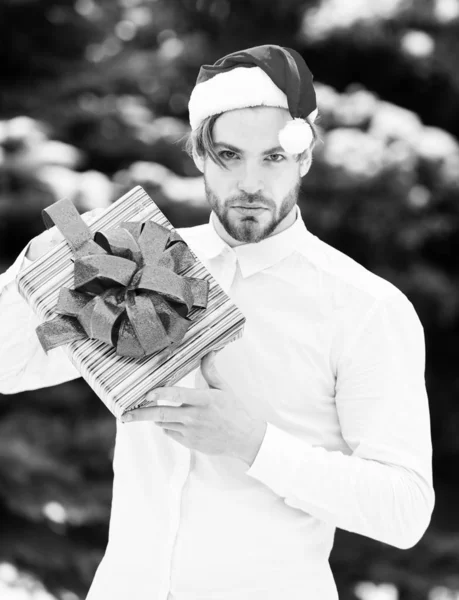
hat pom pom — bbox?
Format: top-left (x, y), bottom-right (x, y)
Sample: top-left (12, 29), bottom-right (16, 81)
top-left (278, 118), bottom-right (313, 154)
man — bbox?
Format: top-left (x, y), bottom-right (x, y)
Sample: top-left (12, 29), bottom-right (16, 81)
top-left (0, 45), bottom-right (434, 600)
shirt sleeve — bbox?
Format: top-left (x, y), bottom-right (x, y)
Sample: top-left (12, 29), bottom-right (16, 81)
top-left (245, 291), bottom-right (435, 550)
top-left (0, 247), bottom-right (82, 395)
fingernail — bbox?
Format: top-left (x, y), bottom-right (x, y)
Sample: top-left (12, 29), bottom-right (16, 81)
top-left (123, 413), bottom-right (133, 422)
top-left (148, 392), bottom-right (157, 403)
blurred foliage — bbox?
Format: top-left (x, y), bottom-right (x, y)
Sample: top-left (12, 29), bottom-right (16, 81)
top-left (1, 0), bottom-right (459, 599)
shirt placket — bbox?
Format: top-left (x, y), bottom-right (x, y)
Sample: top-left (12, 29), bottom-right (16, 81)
top-left (161, 247), bottom-right (238, 600)
top-left (158, 448), bottom-right (193, 600)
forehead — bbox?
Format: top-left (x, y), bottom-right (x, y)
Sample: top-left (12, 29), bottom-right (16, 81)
top-left (213, 106), bottom-right (290, 151)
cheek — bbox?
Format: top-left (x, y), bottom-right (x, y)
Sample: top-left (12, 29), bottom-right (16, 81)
top-left (268, 166), bottom-right (298, 194)
top-left (206, 164), bottom-right (238, 193)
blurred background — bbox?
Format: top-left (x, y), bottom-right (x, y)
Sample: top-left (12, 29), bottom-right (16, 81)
top-left (0, 0), bottom-right (458, 599)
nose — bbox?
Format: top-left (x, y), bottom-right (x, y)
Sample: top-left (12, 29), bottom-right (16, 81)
top-left (237, 164), bottom-right (264, 194)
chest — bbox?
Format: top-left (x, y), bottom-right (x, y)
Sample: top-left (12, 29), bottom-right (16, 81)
top-left (202, 268), bottom-right (343, 448)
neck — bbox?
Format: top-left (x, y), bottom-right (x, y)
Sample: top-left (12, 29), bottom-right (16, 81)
top-left (212, 205), bottom-right (298, 248)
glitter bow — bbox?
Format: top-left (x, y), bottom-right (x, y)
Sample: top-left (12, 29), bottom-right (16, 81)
top-left (36, 199), bottom-right (209, 358)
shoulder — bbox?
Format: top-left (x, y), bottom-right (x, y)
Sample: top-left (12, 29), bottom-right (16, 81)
top-left (302, 236), bottom-right (425, 365)
top-left (303, 233), bottom-right (407, 309)
top-left (299, 233), bottom-right (424, 346)
top-left (174, 223), bottom-right (212, 256)
top-left (175, 223), bottom-right (209, 245)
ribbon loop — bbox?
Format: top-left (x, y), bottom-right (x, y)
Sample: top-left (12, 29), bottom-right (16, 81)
top-left (74, 255), bottom-right (138, 294)
top-left (54, 288), bottom-right (93, 317)
top-left (158, 242), bottom-right (196, 272)
top-left (77, 295), bottom-right (125, 346)
top-left (42, 199), bottom-right (106, 258)
top-left (36, 315), bottom-right (87, 352)
top-left (137, 266), bottom-right (194, 312)
top-left (151, 294), bottom-right (190, 347)
top-left (94, 228), bottom-right (143, 265)
top-left (138, 221), bottom-right (170, 264)
top-left (185, 278), bottom-right (210, 309)
top-left (116, 316), bottom-right (146, 357)
top-left (126, 292), bottom-right (170, 357)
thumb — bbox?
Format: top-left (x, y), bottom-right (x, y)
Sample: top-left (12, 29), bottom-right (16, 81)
top-left (200, 350), bottom-right (226, 390)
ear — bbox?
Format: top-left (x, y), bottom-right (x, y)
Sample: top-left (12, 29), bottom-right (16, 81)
top-left (299, 150), bottom-right (312, 178)
top-left (192, 150), bottom-right (205, 174)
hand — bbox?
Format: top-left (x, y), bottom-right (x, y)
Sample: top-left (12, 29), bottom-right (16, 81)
top-left (25, 207), bottom-right (105, 262)
top-left (121, 351), bottom-right (267, 466)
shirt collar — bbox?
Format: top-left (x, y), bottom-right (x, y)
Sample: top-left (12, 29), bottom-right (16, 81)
top-left (202, 205), bottom-right (314, 278)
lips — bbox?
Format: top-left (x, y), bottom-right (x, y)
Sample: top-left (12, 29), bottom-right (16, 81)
top-left (233, 205), bottom-right (267, 209)
top-left (232, 206), bottom-right (267, 217)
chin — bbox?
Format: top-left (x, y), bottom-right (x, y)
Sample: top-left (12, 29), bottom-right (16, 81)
top-left (232, 220), bottom-right (271, 243)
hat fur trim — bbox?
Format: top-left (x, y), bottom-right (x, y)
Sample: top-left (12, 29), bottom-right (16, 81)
top-left (189, 66), bottom-right (289, 130)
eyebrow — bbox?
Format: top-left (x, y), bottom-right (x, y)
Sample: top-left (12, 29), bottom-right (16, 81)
top-left (214, 142), bottom-right (286, 155)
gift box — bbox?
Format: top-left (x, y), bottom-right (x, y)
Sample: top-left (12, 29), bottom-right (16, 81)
top-left (16, 186), bottom-right (245, 418)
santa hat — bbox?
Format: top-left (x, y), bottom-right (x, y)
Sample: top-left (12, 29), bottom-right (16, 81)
top-left (188, 44), bottom-right (318, 154)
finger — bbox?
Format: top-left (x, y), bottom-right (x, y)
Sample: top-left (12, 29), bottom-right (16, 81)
top-left (121, 405), bottom-right (197, 424)
top-left (49, 226), bottom-right (65, 246)
top-left (157, 422), bottom-right (186, 433)
top-left (82, 207), bottom-right (105, 223)
top-left (146, 386), bottom-right (208, 406)
top-left (200, 351), bottom-right (227, 391)
top-left (145, 386), bottom-right (184, 406)
top-left (163, 429), bottom-right (187, 445)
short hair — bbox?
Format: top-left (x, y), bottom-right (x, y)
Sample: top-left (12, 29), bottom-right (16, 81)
top-left (185, 110), bottom-right (320, 170)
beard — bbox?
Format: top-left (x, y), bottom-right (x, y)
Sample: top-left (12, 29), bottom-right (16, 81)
top-left (204, 179), bottom-right (301, 244)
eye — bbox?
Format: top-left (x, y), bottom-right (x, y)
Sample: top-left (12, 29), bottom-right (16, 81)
top-left (266, 153), bottom-right (285, 162)
top-left (218, 150), bottom-right (239, 160)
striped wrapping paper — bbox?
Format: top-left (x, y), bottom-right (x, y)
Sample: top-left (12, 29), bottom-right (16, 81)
top-left (16, 186), bottom-right (246, 418)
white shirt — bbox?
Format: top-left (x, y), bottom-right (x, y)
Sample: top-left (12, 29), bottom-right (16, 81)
top-left (0, 206), bottom-right (435, 600)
